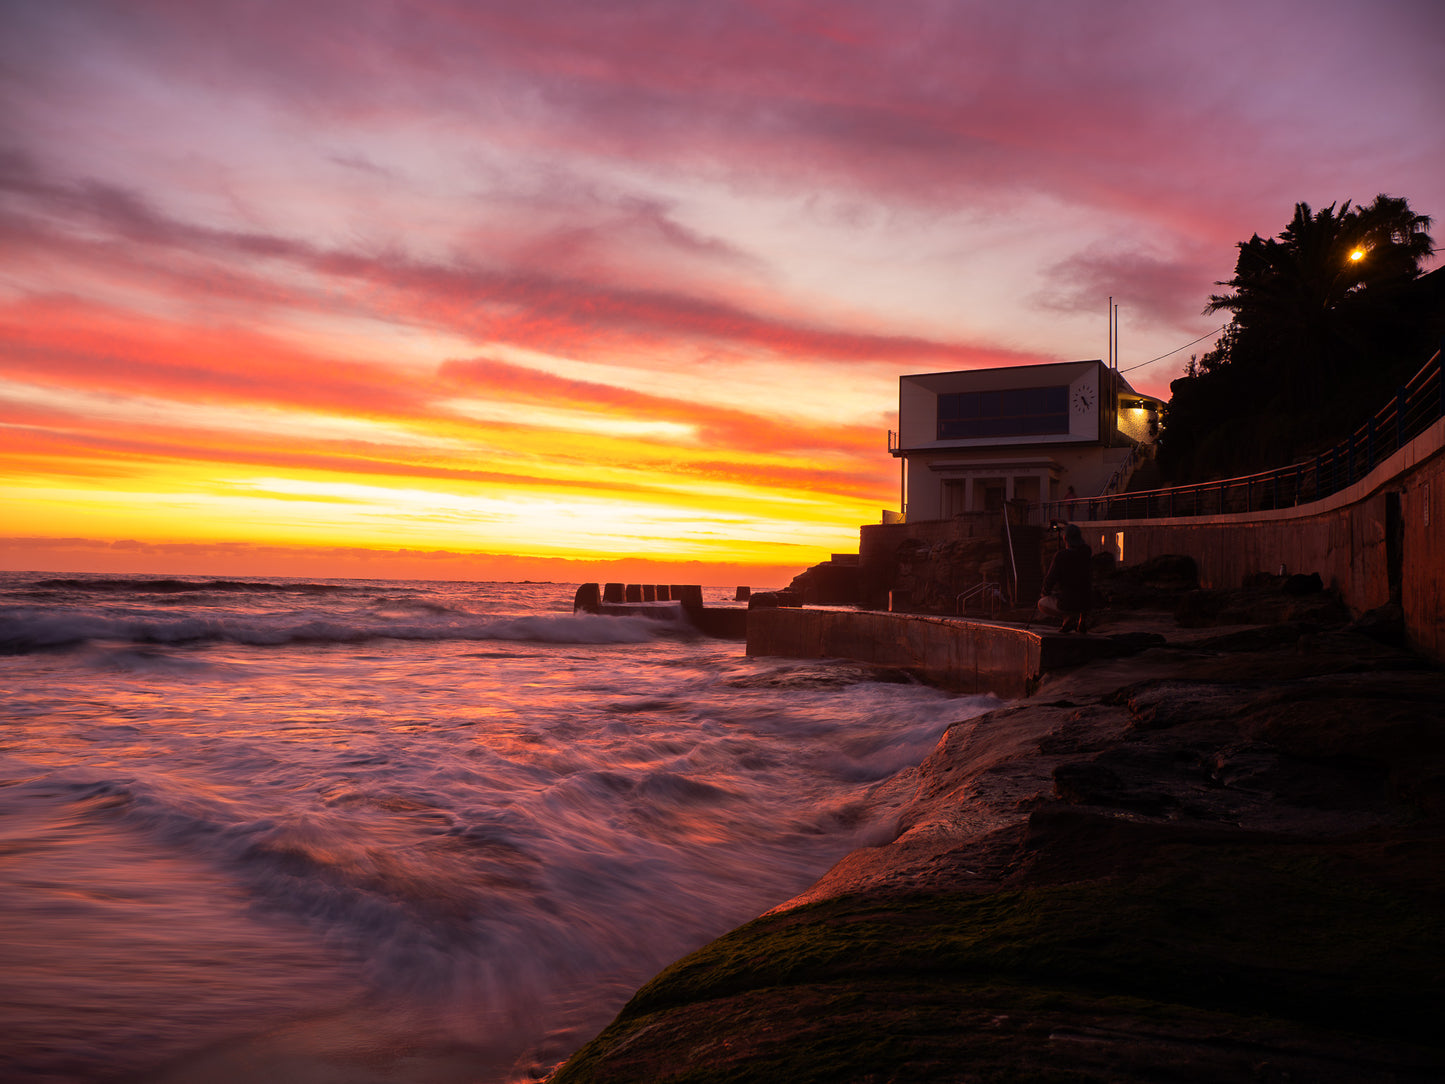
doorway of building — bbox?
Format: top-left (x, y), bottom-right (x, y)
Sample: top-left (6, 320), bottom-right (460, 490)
top-left (943, 479), bottom-right (967, 517)
top-left (1012, 476), bottom-right (1041, 505)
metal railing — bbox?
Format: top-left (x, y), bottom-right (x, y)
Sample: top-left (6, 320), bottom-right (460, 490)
top-left (956, 582), bottom-right (1004, 617)
top-left (1097, 441), bottom-right (1142, 499)
top-left (1039, 344), bottom-right (1443, 524)
top-left (1001, 504), bottom-right (1020, 602)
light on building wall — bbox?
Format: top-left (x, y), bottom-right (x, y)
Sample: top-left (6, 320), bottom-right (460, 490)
top-left (1349, 247), bottom-right (1366, 262)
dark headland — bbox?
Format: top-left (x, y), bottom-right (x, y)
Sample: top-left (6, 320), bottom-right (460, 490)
top-left (549, 568), bottom-right (1445, 1082)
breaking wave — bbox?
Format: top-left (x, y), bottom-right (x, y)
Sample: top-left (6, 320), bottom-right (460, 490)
top-left (0, 609), bottom-right (678, 654)
top-left (32, 577), bottom-right (360, 595)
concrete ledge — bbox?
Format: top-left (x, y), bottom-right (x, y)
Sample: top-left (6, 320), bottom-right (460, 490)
top-left (746, 608), bottom-right (1042, 697)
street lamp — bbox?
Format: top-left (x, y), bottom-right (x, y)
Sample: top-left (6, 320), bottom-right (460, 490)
top-left (1326, 247), bottom-right (1368, 311)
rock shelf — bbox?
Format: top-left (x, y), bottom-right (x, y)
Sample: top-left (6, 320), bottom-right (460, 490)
top-left (550, 595), bottom-right (1445, 1083)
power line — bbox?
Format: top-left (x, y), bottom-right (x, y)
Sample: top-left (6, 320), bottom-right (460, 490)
top-left (1119, 325), bottom-right (1227, 373)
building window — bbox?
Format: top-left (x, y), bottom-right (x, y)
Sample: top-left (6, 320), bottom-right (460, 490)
top-left (937, 386), bottom-right (1069, 439)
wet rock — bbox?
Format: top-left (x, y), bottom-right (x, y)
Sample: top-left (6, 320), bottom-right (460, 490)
top-left (1350, 603), bottom-right (1407, 648)
top-left (788, 558), bottom-right (859, 606)
top-left (1105, 679), bottom-right (1256, 731)
top-left (1134, 553), bottom-right (1200, 585)
top-left (1052, 760), bottom-right (1178, 815)
top-left (1105, 631), bottom-right (1168, 654)
top-left (1187, 622), bottom-right (1313, 652)
top-left (1036, 727), bottom-right (1117, 756)
top-left (1097, 553), bottom-right (1199, 608)
top-left (1173, 581), bottom-right (1349, 629)
top-left (1174, 588), bottom-right (1229, 627)
top-left (747, 589), bottom-right (801, 609)
top-left (1282, 571), bottom-right (1324, 595)
top-left (1037, 632), bottom-right (1168, 673)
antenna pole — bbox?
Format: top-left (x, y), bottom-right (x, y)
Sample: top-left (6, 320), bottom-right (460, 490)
top-left (1108, 296), bottom-right (1113, 369)
top-left (1113, 301), bottom-right (1119, 371)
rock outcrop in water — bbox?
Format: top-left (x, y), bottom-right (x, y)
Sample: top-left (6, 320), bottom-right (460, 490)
top-left (549, 583), bottom-right (1445, 1082)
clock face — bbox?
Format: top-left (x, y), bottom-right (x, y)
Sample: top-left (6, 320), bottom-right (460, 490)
top-left (1072, 388), bottom-right (1094, 413)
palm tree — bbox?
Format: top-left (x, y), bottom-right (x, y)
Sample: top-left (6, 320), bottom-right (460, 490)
top-left (1204, 195), bottom-right (1434, 401)
top-left (1160, 195), bottom-right (1435, 483)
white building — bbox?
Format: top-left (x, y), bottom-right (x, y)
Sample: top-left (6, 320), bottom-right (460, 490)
top-left (890, 359), bottom-right (1162, 521)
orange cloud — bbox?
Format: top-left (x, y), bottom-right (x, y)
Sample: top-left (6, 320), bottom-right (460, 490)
top-left (0, 290), bottom-right (896, 501)
top-left (437, 356), bottom-right (884, 458)
top-left (0, 535), bottom-right (804, 587)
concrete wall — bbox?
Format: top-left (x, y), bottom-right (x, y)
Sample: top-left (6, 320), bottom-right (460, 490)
top-left (1400, 434), bottom-right (1445, 664)
top-left (859, 514), bottom-right (1005, 611)
top-left (746, 608), bottom-right (1042, 698)
top-left (1116, 402), bottom-right (1159, 445)
top-left (1085, 416), bottom-right (1445, 663)
top-left (897, 360), bottom-right (1103, 449)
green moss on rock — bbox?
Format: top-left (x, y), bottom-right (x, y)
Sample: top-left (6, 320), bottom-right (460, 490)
top-left (552, 835), bottom-right (1444, 1083)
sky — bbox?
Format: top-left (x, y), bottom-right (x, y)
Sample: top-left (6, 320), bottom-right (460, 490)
top-left (2, 0), bottom-right (1442, 585)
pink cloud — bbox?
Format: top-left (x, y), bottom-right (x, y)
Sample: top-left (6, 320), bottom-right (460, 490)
top-left (26, 0), bottom-right (1427, 237)
top-left (0, 295), bottom-right (433, 420)
top-left (0, 152), bottom-right (1051, 375)
top-left (1034, 245), bottom-right (1219, 332)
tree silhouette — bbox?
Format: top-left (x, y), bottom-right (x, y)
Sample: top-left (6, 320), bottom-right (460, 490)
top-left (1159, 194), bottom-right (1438, 482)
top-left (1204, 195), bottom-right (1433, 402)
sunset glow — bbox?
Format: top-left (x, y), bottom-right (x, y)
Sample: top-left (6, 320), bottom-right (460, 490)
top-left (2, 0), bottom-right (1441, 583)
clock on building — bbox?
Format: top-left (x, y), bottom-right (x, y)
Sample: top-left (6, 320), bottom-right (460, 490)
top-left (1072, 388), bottom-right (1094, 413)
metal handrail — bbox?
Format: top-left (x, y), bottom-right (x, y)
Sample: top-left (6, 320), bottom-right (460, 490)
top-left (1001, 506), bottom-right (1020, 603)
top-left (956, 582), bottom-right (1003, 616)
top-left (1098, 442), bottom-right (1141, 498)
top-left (1038, 343), bottom-right (1443, 524)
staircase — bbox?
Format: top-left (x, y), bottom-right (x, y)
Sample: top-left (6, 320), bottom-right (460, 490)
top-left (1125, 449), bottom-right (1162, 492)
top-left (1097, 441), bottom-right (1159, 499)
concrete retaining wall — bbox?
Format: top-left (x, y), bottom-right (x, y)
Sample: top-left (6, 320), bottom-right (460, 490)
top-left (746, 608), bottom-right (1042, 698)
top-left (1084, 417), bottom-right (1445, 663)
top-left (858, 513), bottom-right (1006, 611)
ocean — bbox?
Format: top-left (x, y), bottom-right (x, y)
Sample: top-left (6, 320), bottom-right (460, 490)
top-left (0, 573), bottom-right (997, 1083)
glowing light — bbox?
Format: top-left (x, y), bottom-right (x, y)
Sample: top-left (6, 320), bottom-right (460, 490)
top-left (1349, 248), bottom-right (1366, 262)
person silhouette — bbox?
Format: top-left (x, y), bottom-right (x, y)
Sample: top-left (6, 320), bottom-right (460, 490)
top-left (1038, 522), bottom-right (1091, 633)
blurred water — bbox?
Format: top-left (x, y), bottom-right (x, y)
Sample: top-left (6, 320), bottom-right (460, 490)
top-left (0, 574), bottom-right (997, 1081)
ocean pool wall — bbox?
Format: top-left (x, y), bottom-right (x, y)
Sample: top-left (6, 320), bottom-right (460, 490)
top-left (746, 608), bottom-right (1042, 698)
